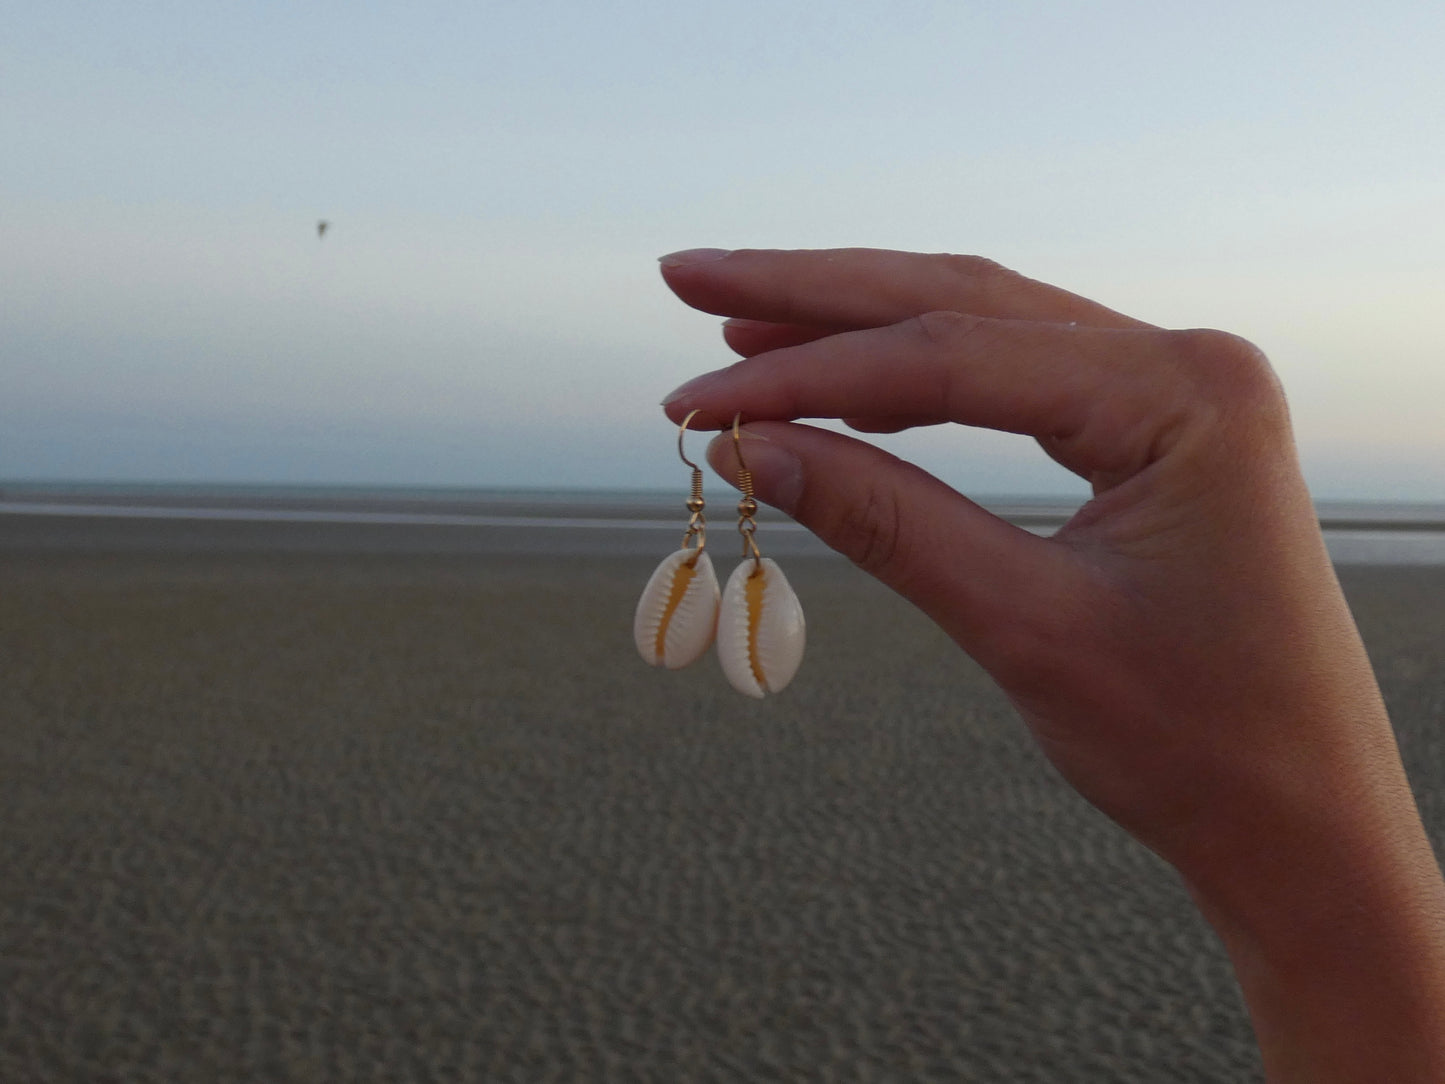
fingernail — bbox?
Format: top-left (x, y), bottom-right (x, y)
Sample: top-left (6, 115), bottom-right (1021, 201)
top-left (711, 429), bottom-right (805, 516)
top-left (661, 370), bottom-right (724, 406)
top-left (659, 248), bottom-right (731, 268)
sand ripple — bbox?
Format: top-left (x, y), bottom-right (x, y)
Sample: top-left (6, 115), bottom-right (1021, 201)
top-left (5, 555), bottom-right (1441, 1081)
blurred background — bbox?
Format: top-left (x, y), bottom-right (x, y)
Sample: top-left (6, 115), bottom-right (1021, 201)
top-left (4, 0), bottom-right (1443, 499)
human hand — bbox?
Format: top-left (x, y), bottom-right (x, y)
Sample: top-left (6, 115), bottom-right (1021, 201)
top-left (658, 247), bottom-right (1445, 1082)
top-left (661, 246), bottom-right (1364, 859)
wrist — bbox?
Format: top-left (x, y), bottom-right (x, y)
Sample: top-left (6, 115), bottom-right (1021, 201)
top-left (1176, 746), bottom-right (1445, 1081)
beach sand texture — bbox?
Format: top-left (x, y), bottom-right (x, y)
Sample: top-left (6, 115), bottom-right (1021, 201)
top-left (3, 551), bottom-right (1443, 1082)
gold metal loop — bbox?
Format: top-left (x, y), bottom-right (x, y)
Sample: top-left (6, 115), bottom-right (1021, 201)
top-left (732, 413), bottom-right (763, 570)
top-left (677, 409), bottom-right (704, 472)
top-left (678, 409), bottom-right (707, 557)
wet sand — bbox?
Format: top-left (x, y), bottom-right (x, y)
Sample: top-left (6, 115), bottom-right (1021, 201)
top-left (3, 549), bottom-right (1443, 1082)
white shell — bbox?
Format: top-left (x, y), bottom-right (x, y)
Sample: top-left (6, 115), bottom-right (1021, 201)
top-left (634, 548), bottom-right (720, 669)
top-left (717, 558), bottom-right (806, 698)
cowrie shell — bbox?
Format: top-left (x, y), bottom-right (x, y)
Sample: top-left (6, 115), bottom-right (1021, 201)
top-left (717, 558), bottom-right (806, 698)
top-left (634, 548), bottom-right (720, 669)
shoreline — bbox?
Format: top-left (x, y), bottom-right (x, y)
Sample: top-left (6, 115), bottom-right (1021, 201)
top-left (5, 499), bottom-right (1445, 563)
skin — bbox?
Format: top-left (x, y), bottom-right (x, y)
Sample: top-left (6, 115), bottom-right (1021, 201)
top-left (658, 247), bottom-right (1445, 1082)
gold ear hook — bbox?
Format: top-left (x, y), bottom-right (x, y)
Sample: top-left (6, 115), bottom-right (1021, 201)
top-left (677, 409), bottom-right (703, 472)
top-left (678, 409), bottom-right (707, 555)
top-left (732, 413), bottom-right (762, 568)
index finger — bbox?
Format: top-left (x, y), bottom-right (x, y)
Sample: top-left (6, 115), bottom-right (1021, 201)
top-left (659, 248), bottom-right (1157, 331)
top-left (664, 311), bottom-right (1198, 488)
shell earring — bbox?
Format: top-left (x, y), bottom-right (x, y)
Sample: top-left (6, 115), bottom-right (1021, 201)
top-left (634, 409), bottom-right (721, 670)
top-left (716, 416), bottom-right (806, 698)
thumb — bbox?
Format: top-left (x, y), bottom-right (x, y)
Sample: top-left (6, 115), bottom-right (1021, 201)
top-left (705, 421), bottom-right (1072, 662)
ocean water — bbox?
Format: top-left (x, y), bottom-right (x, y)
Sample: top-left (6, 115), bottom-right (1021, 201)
top-left (2, 482), bottom-right (1444, 564)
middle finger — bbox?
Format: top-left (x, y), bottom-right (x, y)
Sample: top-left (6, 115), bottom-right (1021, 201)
top-left (665, 312), bottom-right (1190, 485)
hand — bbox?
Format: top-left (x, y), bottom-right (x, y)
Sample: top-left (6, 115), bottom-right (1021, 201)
top-left (658, 247), bottom-right (1445, 1082)
top-left (661, 246), bottom-right (1361, 859)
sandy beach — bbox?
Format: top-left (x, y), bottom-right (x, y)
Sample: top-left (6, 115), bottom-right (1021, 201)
top-left (3, 540), bottom-right (1443, 1081)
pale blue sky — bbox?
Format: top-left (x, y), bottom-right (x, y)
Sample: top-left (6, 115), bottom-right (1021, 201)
top-left (4, 1), bottom-right (1444, 496)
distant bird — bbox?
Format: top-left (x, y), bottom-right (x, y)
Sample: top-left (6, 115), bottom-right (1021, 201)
top-left (317, 220), bottom-right (330, 239)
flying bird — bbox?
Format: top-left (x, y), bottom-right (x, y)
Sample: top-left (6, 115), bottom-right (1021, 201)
top-left (317, 220), bottom-right (330, 239)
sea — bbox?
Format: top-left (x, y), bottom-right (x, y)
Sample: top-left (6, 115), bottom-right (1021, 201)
top-left (3, 482), bottom-right (1445, 564)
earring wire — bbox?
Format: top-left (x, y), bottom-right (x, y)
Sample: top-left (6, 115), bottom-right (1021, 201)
top-left (678, 409), bottom-right (707, 556)
top-left (732, 414), bottom-right (762, 569)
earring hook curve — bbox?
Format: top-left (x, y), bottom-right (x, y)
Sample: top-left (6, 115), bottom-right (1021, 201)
top-left (677, 408), bottom-right (703, 471)
top-left (677, 409), bottom-right (708, 556)
top-left (730, 412), bottom-right (748, 473)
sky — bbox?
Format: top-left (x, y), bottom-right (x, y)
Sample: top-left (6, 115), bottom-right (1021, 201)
top-left (4, 1), bottom-right (1445, 499)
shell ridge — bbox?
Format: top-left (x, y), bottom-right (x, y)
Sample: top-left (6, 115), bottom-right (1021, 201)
top-left (633, 557), bottom-right (673, 664)
top-left (662, 560), bottom-right (716, 661)
top-left (751, 563), bottom-right (774, 690)
top-left (635, 548), bottom-right (719, 670)
top-left (749, 559), bottom-right (805, 695)
top-left (654, 559), bottom-right (694, 661)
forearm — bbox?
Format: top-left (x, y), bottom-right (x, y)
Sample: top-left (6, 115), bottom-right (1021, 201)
top-left (1179, 735), bottom-right (1445, 1082)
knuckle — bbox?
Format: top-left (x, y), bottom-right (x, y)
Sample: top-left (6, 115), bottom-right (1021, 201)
top-left (832, 480), bottom-right (905, 578)
top-left (1169, 328), bottom-right (1289, 429)
top-left (933, 251), bottom-right (1013, 281)
top-left (909, 308), bottom-right (983, 348)
top-left (933, 253), bottom-right (1029, 308)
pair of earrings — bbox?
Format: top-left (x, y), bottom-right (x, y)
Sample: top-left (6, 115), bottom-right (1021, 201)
top-left (633, 412), bottom-right (805, 698)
